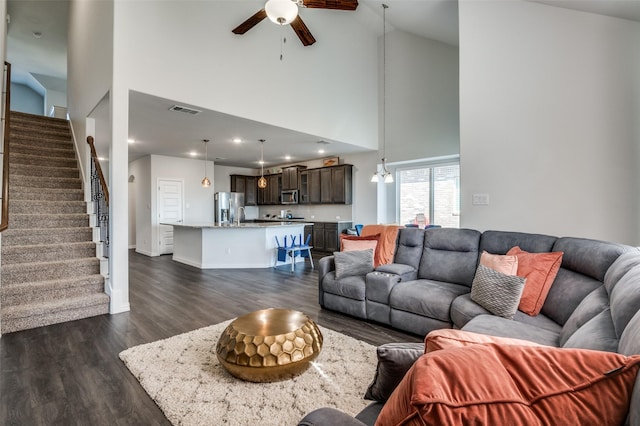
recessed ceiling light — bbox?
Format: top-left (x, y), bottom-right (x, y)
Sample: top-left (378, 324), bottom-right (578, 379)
top-left (318, 149), bottom-right (325, 154)
top-left (32, 31), bottom-right (42, 39)
top-left (284, 155), bottom-right (291, 161)
top-left (98, 157), bottom-right (106, 161)
top-left (232, 138), bottom-right (242, 143)
top-left (128, 139), bottom-right (135, 144)
top-left (189, 151), bottom-right (197, 157)
top-left (258, 160), bottom-right (265, 165)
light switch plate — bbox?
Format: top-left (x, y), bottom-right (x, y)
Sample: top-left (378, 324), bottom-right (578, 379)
top-left (472, 193), bottom-right (490, 205)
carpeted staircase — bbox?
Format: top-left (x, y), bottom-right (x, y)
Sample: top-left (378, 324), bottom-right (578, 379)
top-left (0, 111), bottom-right (109, 334)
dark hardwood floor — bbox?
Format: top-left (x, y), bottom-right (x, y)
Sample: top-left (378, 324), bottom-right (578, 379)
top-left (0, 251), bottom-right (420, 425)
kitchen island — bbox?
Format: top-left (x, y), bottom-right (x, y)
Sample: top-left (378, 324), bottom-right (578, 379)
top-left (167, 222), bottom-right (312, 269)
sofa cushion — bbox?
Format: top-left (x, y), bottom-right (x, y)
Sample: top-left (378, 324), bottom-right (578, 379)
top-left (604, 251), bottom-right (640, 294)
top-left (321, 272), bottom-right (366, 301)
top-left (375, 263), bottom-right (417, 282)
top-left (470, 265), bottom-right (525, 319)
top-left (507, 246), bottom-right (563, 316)
top-left (418, 228), bottom-right (481, 286)
top-left (333, 249), bottom-right (374, 280)
top-left (364, 342), bottom-right (424, 402)
top-left (610, 266), bottom-right (640, 338)
top-left (450, 293), bottom-right (491, 328)
top-left (541, 268), bottom-right (603, 326)
top-left (390, 279), bottom-right (469, 323)
top-left (376, 344), bottom-right (640, 426)
top-left (559, 286), bottom-right (610, 346)
top-left (562, 309), bottom-right (618, 352)
top-left (479, 230), bottom-right (557, 255)
top-left (462, 314), bottom-right (560, 347)
top-left (553, 237), bottom-right (628, 283)
top-left (480, 250), bottom-right (518, 275)
top-left (392, 228), bottom-right (425, 272)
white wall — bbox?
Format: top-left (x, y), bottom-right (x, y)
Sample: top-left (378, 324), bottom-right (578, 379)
top-left (11, 83), bottom-right (44, 115)
top-left (45, 89), bottom-right (67, 115)
top-left (384, 30), bottom-right (460, 162)
top-left (113, 1), bottom-right (378, 150)
top-left (459, 0), bottom-right (640, 245)
top-left (131, 155), bottom-right (216, 257)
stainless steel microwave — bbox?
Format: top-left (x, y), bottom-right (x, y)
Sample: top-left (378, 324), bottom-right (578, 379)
top-left (281, 189), bottom-right (298, 204)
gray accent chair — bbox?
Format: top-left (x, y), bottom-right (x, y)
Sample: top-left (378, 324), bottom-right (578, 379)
top-left (307, 228), bottom-right (640, 426)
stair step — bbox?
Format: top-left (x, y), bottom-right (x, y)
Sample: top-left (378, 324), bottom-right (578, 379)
top-left (10, 111), bottom-right (69, 128)
top-left (9, 175), bottom-right (82, 190)
top-left (1, 227), bottom-right (93, 245)
top-left (9, 186), bottom-right (84, 202)
top-left (11, 143), bottom-right (75, 159)
top-left (10, 152), bottom-right (78, 168)
top-left (1, 275), bottom-right (105, 306)
top-left (10, 125), bottom-right (71, 140)
top-left (1, 258), bottom-right (101, 285)
top-left (0, 293), bottom-right (110, 334)
top-left (1, 241), bottom-right (96, 265)
top-left (10, 134), bottom-right (74, 151)
top-left (9, 213), bottom-right (89, 229)
top-left (9, 199), bottom-right (86, 215)
top-left (10, 163), bottom-right (80, 179)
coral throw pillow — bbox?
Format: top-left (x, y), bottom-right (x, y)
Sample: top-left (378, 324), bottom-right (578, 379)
top-left (480, 250), bottom-right (518, 275)
top-left (507, 246), bottom-right (563, 316)
top-left (376, 344), bottom-right (640, 426)
top-left (340, 234), bottom-right (381, 267)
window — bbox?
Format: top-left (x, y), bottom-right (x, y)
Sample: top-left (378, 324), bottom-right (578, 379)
top-left (397, 162), bottom-right (460, 228)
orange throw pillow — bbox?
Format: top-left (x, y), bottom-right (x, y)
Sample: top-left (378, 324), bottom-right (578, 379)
top-left (376, 344), bottom-right (640, 426)
top-left (424, 329), bottom-right (543, 353)
top-left (340, 234), bottom-right (381, 267)
top-left (506, 246), bottom-right (563, 316)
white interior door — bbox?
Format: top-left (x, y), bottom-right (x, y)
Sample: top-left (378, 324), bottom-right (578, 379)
top-left (158, 179), bottom-right (183, 255)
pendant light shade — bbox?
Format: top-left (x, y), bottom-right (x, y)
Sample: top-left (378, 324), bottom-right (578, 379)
top-left (258, 139), bottom-right (267, 189)
top-left (265, 0), bottom-right (298, 25)
top-left (201, 139), bottom-right (211, 187)
top-left (372, 4), bottom-right (394, 184)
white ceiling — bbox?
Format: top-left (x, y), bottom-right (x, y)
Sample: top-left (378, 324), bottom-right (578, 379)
top-left (7, 0), bottom-right (640, 168)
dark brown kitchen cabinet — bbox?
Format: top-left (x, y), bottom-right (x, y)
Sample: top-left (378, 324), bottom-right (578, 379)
top-left (282, 166), bottom-right (302, 191)
top-left (319, 165), bottom-right (352, 204)
top-left (308, 169), bottom-right (321, 204)
top-left (230, 174), bottom-right (257, 206)
top-left (311, 221), bottom-right (353, 253)
top-left (258, 174), bottom-right (282, 205)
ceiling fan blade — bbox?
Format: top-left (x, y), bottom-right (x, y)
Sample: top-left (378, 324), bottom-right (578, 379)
top-left (301, 0), bottom-right (358, 11)
top-left (232, 9), bottom-right (267, 34)
top-left (290, 16), bottom-right (316, 46)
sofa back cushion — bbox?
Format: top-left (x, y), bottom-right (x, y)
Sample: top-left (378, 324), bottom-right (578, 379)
top-left (540, 238), bottom-right (627, 326)
top-left (559, 286), bottom-right (610, 346)
top-left (479, 230), bottom-right (556, 255)
top-left (418, 228), bottom-right (481, 286)
top-left (393, 228), bottom-right (425, 271)
top-left (609, 266), bottom-right (640, 339)
top-left (604, 250), bottom-right (640, 294)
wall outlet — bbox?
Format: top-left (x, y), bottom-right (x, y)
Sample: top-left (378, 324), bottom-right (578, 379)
top-left (472, 193), bottom-right (490, 205)
top-left (226, 248), bottom-right (231, 254)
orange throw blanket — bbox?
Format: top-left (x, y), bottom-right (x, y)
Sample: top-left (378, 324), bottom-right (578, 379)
top-left (361, 224), bottom-right (403, 266)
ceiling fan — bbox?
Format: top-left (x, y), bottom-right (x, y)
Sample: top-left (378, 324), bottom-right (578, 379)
top-left (232, 0), bottom-right (359, 46)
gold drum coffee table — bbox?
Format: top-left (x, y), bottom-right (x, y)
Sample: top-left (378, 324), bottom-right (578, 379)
top-left (215, 308), bottom-right (323, 382)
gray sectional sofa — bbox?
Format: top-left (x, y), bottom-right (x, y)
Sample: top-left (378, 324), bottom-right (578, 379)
top-left (306, 228), bottom-right (640, 425)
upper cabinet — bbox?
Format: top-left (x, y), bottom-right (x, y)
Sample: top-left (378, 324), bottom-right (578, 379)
top-left (282, 166), bottom-right (303, 191)
top-left (235, 164), bottom-right (352, 206)
top-left (230, 174), bottom-right (257, 206)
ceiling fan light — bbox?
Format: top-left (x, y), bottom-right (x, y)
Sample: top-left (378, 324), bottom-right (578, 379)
top-left (265, 0), bottom-right (299, 25)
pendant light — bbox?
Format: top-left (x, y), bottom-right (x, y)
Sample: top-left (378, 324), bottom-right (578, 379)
top-left (371, 4), bottom-right (394, 184)
top-left (258, 139), bottom-right (267, 189)
top-left (201, 139), bottom-right (211, 187)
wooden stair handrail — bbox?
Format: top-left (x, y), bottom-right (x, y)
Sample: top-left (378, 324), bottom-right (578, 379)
top-left (1, 61), bottom-right (11, 232)
top-left (86, 136), bottom-right (109, 206)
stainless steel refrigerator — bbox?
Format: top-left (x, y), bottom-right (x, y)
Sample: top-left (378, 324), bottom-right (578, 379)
top-left (214, 192), bottom-right (245, 225)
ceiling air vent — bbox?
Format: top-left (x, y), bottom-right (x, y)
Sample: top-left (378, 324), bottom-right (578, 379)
top-left (169, 105), bottom-right (202, 115)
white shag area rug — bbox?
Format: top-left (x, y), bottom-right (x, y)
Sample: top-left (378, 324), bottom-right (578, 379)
top-left (119, 320), bottom-right (377, 425)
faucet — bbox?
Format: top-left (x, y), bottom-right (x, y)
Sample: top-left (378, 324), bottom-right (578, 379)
top-left (236, 206), bottom-right (246, 226)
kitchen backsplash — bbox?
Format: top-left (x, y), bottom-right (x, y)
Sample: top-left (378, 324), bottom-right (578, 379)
top-left (259, 204), bottom-right (353, 222)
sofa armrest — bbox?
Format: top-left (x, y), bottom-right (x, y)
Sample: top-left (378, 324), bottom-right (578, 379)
top-left (366, 271), bottom-right (402, 305)
top-left (375, 263), bottom-right (418, 282)
top-left (318, 256), bottom-right (335, 307)
top-left (298, 407), bottom-right (367, 426)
